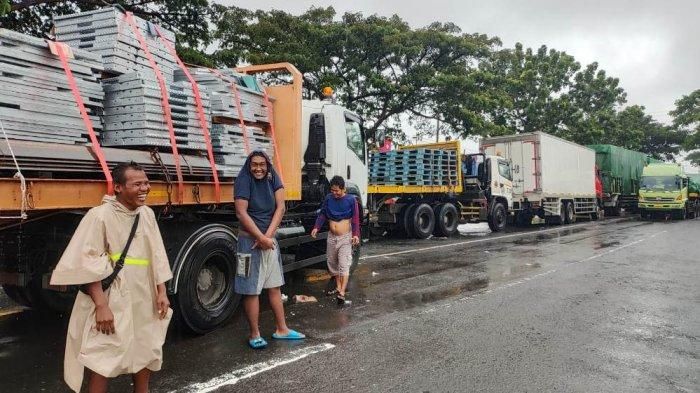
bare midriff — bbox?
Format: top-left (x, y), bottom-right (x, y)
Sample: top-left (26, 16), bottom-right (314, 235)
top-left (329, 219), bottom-right (351, 236)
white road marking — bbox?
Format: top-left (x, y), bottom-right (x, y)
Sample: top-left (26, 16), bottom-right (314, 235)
top-left (573, 230), bottom-right (667, 264)
top-left (360, 219), bottom-right (631, 261)
top-left (174, 343), bottom-right (335, 393)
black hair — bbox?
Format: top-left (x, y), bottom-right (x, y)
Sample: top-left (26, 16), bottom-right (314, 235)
top-left (330, 175), bottom-right (345, 189)
top-left (112, 161), bottom-right (144, 185)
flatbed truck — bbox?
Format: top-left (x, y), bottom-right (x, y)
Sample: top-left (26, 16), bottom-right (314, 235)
top-left (0, 62), bottom-right (368, 333)
top-left (367, 132), bottom-right (598, 238)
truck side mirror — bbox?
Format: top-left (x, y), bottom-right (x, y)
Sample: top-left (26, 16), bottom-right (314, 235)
top-left (305, 113), bottom-right (326, 162)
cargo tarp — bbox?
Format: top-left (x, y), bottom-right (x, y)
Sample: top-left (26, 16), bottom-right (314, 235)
top-left (588, 144), bottom-right (650, 196)
top-left (689, 174), bottom-right (700, 195)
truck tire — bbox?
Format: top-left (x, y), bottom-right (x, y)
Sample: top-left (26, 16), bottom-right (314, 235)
top-left (174, 225), bottom-right (240, 334)
top-left (31, 280), bottom-right (76, 315)
top-left (410, 203), bottom-right (435, 239)
top-left (564, 202), bottom-right (576, 224)
top-left (401, 204), bottom-right (418, 238)
top-left (2, 285), bottom-right (33, 307)
top-left (515, 210), bottom-right (533, 227)
top-left (545, 202), bottom-right (565, 225)
top-left (639, 209), bottom-right (649, 220)
top-left (674, 209), bottom-right (686, 220)
top-left (612, 203), bottom-right (622, 217)
top-left (433, 203), bottom-right (459, 237)
top-left (488, 202), bottom-right (507, 232)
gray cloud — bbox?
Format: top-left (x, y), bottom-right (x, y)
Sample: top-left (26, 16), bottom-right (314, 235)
top-left (219, 0), bottom-right (699, 124)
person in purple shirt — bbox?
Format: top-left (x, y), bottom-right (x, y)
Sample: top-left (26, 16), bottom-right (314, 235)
top-left (311, 176), bottom-right (360, 305)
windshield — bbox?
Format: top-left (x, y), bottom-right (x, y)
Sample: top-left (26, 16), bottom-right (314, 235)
top-left (345, 116), bottom-right (365, 162)
top-left (640, 176), bottom-right (680, 191)
top-left (463, 154), bottom-right (484, 178)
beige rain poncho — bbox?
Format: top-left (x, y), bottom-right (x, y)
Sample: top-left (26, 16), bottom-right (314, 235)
top-left (50, 195), bottom-right (173, 392)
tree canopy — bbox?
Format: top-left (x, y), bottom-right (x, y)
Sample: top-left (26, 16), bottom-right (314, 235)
top-left (669, 89), bottom-right (700, 165)
top-left (1, 2), bottom-right (694, 162)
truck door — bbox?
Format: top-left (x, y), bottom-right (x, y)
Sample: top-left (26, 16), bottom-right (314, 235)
top-left (343, 113), bottom-right (367, 206)
top-left (496, 159), bottom-right (514, 208)
top-left (509, 142), bottom-right (525, 196)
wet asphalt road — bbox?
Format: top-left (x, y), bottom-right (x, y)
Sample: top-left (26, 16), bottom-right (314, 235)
top-left (1, 217), bottom-right (698, 392)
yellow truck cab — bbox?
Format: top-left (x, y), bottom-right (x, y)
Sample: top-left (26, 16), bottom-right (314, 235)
top-left (638, 163), bottom-right (696, 219)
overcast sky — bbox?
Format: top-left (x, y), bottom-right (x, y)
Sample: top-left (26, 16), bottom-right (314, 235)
top-left (220, 0), bottom-right (699, 125)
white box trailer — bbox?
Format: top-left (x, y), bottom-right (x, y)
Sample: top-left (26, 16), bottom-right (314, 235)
top-left (481, 131), bottom-right (598, 224)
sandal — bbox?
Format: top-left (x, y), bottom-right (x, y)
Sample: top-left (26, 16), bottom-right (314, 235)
top-left (326, 288), bottom-right (350, 296)
top-left (336, 295), bottom-right (352, 306)
top-left (248, 336), bottom-right (268, 349)
top-left (272, 329), bottom-right (306, 340)
top-left (325, 288), bottom-right (339, 296)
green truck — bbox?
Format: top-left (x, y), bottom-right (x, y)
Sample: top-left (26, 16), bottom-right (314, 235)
top-left (588, 145), bottom-right (650, 215)
top-left (638, 163), bottom-right (700, 219)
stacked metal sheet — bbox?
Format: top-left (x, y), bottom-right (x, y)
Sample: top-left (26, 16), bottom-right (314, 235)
top-left (369, 149), bottom-right (458, 186)
top-left (54, 7), bottom-right (176, 80)
top-left (211, 124), bottom-right (274, 176)
top-left (0, 139), bottom-right (215, 179)
top-left (174, 68), bottom-right (270, 123)
top-left (0, 28), bottom-right (104, 145)
top-left (101, 71), bottom-right (211, 152)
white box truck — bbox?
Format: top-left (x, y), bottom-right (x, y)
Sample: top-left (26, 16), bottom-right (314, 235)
top-left (479, 131), bottom-right (598, 227)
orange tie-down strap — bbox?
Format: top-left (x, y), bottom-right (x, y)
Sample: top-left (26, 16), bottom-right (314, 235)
top-left (155, 28), bottom-right (221, 202)
top-left (122, 12), bottom-right (184, 203)
top-left (205, 67), bottom-right (251, 155)
top-left (47, 40), bottom-right (114, 195)
top-left (262, 90), bottom-right (284, 185)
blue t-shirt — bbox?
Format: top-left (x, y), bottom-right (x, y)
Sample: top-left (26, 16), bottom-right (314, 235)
top-left (234, 174), bottom-right (284, 233)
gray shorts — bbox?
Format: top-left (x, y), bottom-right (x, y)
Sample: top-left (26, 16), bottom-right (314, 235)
top-left (327, 232), bottom-right (353, 276)
top-left (234, 234), bottom-right (284, 295)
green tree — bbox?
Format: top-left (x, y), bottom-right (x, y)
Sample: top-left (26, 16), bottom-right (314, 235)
top-left (613, 105), bottom-right (681, 160)
top-left (0, 0), bottom-right (211, 49)
top-left (481, 43), bottom-right (580, 136)
top-left (686, 151), bottom-right (700, 167)
top-left (561, 62), bottom-right (626, 145)
top-left (670, 89), bottom-right (700, 164)
top-left (211, 6), bottom-right (504, 140)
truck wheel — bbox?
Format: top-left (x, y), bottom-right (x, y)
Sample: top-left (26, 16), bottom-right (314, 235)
top-left (2, 285), bottom-right (33, 307)
top-left (174, 225), bottom-right (240, 334)
top-left (545, 202), bottom-right (565, 225)
top-left (401, 204), bottom-right (418, 238)
top-left (515, 210), bottom-right (533, 227)
top-left (433, 203), bottom-right (459, 237)
top-left (410, 203), bottom-right (436, 239)
top-left (564, 202), bottom-right (576, 224)
top-left (488, 202), bottom-right (507, 232)
top-left (31, 281), bottom-right (76, 315)
top-left (612, 204), bottom-right (622, 217)
top-left (674, 209), bottom-right (686, 220)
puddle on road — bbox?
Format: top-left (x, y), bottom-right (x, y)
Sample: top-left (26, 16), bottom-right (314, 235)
top-left (595, 241), bottom-right (621, 249)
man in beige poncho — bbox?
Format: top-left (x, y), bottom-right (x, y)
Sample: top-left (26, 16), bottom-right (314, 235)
top-left (50, 161), bottom-right (173, 393)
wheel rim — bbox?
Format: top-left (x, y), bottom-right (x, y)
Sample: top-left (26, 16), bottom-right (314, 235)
top-left (496, 207), bottom-right (505, 227)
top-left (418, 210), bottom-right (432, 232)
top-left (444, 210), bottom-right (456, 228)
top-left (196, 254), bottom-right (229, 310)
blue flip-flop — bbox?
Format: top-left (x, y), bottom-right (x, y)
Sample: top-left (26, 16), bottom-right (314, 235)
top-left (272, 329), bottom-right (306, 340)
top-left (248, 336), bottom-right (268, 349)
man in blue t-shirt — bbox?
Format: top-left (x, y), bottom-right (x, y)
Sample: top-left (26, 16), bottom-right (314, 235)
top-left (234, 151), bottom-right (305, 349)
